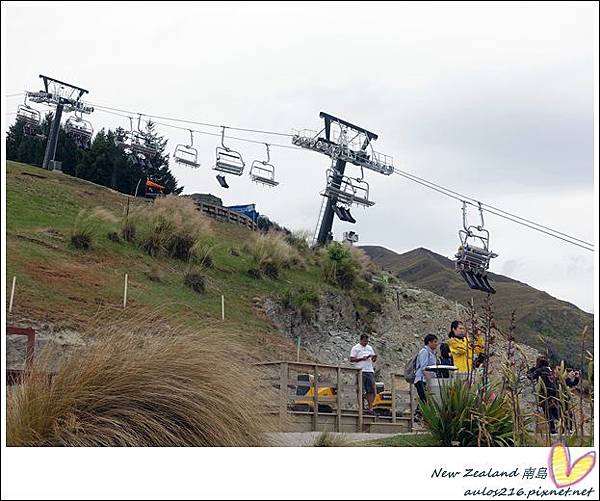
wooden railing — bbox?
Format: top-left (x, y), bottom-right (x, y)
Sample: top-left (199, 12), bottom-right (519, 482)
top-left (193, 202), bottom-right (257, 230)
top-left (256, 361), bottom-right (415, 433)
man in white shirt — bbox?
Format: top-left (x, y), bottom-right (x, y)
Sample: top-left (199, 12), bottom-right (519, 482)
top-left (350, 334), bottom-right (378, 414)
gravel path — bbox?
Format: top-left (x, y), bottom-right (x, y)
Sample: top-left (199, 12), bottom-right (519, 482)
top-left (264, 431), bottom-right (404, 447)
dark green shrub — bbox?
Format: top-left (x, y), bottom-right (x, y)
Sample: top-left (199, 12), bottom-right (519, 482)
top-left (107, 231), bottom-right (121, 243)
top-left (184, 270), bottom-right (206, 294)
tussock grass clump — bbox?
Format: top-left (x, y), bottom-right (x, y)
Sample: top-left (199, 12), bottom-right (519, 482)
top-left (249, 232), bottom-right (304, 279)
top-left (70, 208), bottom-right (119, 250)
top-left (312, 432), bottom-right (352, 447)
top-left (184, 269), bottom-right (206, 294)
top-left (129, 196), bottom-right (213, 261)
top-left (107, 231), bottom-right (120, 242)
top-left (121, 220), bottom-right (136, 242)
top-left (7, 329), bottom-right (276, 446)
top-left (285, 230), bottom-right (311, 253)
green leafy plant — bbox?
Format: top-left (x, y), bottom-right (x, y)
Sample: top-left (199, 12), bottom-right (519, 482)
top-left (420, 380), bottom-right (514, 447)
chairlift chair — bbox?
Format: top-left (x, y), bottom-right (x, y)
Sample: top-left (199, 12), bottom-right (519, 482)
top-left (322, 169), bottom-right (374, 207)
top-left (174, 130), bottom-right (201, 168)
top-left (214, 127), bottom-right (245, 176)
top-left (454, 202), bottom-right (498, 294)
top-left (65, 113), bottom-right (93, 149)
top-left (17, 103), bottom-right (42, 137)
top-left (250, 144), bottom-right (279, 187)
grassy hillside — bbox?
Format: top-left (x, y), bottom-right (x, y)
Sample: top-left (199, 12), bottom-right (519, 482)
top-left (362, 245), bottom-right (594, 366)
top-left (5, 161), bottom-right (381, 362)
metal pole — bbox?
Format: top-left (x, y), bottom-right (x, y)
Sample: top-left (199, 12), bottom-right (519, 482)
top-left (316, 158), bottom-right (346, 246)
top-left (221, 295), bottom-right (225, 320)
top-left (42, 103), bottom-right (64, 170)
top-left (296, 336), bottom-right (301, 362)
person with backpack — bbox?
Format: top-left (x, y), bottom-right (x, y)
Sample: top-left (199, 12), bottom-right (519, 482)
top-left (527, 356), bottom-right (559, 435)
top-left (413, 334), bottom-right (439, 403)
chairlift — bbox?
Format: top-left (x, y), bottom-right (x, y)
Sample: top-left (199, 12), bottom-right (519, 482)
top-left (17, 99), bottom-right (42, 138)
top-left (174, 130), bottom-right (201, 168)
top-left (65, 112), bottom-right (93, 149)
top-left (214, 126), bottom-right (245, 176)
top-left (130, 114), bottom-right (158, 159)
top-left (454, 202), bottom-right (498, 294)
top-left (250, 144), bottom-right (279, 187)
top-left (322, 169), bottom-right (374, 207)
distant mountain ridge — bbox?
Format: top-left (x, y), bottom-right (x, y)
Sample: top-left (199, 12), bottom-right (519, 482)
top-left (361, 245), bottom-right (593, 366)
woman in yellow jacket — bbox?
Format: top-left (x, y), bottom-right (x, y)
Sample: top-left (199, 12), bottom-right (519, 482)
top-left (447, 321), bottom-right (485, 373)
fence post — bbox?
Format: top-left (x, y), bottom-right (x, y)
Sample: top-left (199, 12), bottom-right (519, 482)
top-left (312, 364), bottom-right (319, 431)
top-left (391, 373), bottom-right (397, 424)
top-left (221, 295), bottom-right (225, 320)
top-left (336, 367), bottom-right (342, 432)
top-left (123, 274), bottom-right (128, 309)
top-left (279, 363), bottom-right (288, 427)
top-left (9, 276), bottom-right (16, 313)
top-left (357, 369), bottom-right (363, 432)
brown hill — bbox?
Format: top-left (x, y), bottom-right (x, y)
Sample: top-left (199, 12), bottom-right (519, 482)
top-left (361, 246), bottom-right (593, 367)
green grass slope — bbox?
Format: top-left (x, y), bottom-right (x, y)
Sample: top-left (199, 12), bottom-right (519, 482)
top-left (5, 161), bottom-right (346, 361)
top-left (362, 245), bottom-right (593, 366)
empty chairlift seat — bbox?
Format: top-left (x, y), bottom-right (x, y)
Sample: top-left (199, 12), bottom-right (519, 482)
top-left (249, 144), bottom-right (279, 187)
top-left (174, 130), bottom-right (201, 168)
top-left (215, 147), bottom-right (245, 175)
top-left (322, 170), bottom-right (374, 207)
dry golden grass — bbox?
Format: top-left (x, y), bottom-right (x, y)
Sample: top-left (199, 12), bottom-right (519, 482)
top-left (127, 196), bottom-right (213, 260)
top-left (7, 319), bottom-right (279, 447)
top-left (70, 207), bottom-right (121, 249)
top-left (311, 432), bottom-right (353, 447)
top-left (249, 232), bottom-right (304, 274)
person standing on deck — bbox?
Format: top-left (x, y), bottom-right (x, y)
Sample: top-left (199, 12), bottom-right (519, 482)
top-left (350, 334), bottom-right (378, 414)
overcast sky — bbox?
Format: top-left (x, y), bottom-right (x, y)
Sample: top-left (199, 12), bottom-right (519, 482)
top-left (3, 2), bottom-right (597, 312)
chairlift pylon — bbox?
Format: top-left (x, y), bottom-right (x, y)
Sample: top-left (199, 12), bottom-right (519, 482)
top-left (250, 143), bottom-right (279, 187)
top-left (174, 129), bottom-right (201, 168)
top-left (454, 201), bottom-right (498, 294)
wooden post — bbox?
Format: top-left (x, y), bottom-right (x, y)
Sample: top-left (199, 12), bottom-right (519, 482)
top-left (279, 363), bottom-right (288, 427)
top-left (336, 367), bottom-right (342, 432)
top-left (391, 373), bottom-right (397, 424)
top-left (312, 364), bottom-right (319, 431)
top-left (221, 295), bottom-right (225, 320)
top-left (357, 369), bottom-right (363, 432)
top-left (9, 276), bottom-right (16, 313)
top-left (123, 274), bottom-right (128, 309)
